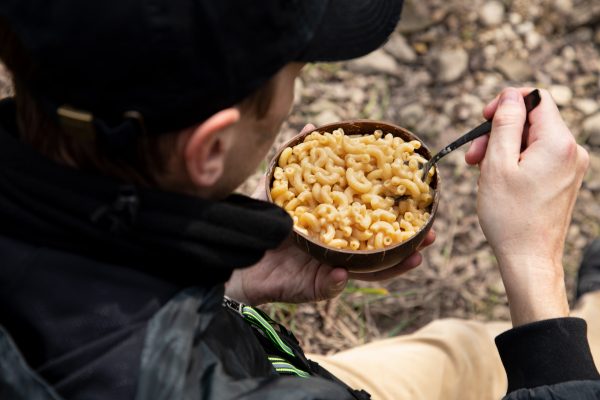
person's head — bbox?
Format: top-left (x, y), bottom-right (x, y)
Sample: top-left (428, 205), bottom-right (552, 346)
top-left (0, 0), bottom-right (404, 199)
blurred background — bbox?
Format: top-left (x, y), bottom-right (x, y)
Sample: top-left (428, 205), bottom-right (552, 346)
top-left (1, 0), bottom-right (599, 355)
top-left (238, 0), bottom-right (600, 354)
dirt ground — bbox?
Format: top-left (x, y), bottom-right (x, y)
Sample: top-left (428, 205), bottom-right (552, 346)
top-left (239, 0), bottom-right (600, 355)
top-left (1, 0), bottom-right (599, 356)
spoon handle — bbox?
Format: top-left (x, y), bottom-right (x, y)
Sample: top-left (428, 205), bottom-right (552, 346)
top-left (421, 89), bottom-right (542, 178)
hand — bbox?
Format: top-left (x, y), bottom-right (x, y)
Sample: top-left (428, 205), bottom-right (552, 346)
top-left (225, 231), bottom-right (435, 305)
top-left (465, 88), bottom-right (590, 326)
top-left (225, 124), bottom-right (436, 305)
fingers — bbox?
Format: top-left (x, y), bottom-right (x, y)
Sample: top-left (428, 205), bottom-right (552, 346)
top-left (321, 268), bottom-right (349, 299)
top-left (418, 229), bottom-right (436, 250)
top-left (465, 134), bottom-right (490, 165)
top-left (483, 87), bottom-right (536, 120)
top-left (470, 87), bottom-right (537, 166)
top-left (485, 89), bottom-right (566, 142)
top-left (523, 90), bottom-right (569, 144)
top-left (468, 87), bottom-right (571, 171)
top-left (348, 252), bottom-right (423, 282)
top-left (299, 123), bottom-right (316, 135)
top-left (486, 87), bottom-right (527, 165)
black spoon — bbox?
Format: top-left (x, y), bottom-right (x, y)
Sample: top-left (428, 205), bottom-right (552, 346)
top-left (420, 89), bottom-right (542, 179)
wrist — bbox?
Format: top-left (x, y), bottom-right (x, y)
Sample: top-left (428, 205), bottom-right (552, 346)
top-left (498, 256), bottom-right (569, 327)
top-left (224, 270), bottom-right (253, 305)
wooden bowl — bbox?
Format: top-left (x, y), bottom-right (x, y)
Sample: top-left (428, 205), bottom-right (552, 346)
top-left (265, 120), bottom-right (440, 273)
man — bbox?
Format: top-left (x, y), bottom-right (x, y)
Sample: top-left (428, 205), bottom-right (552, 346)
top-left (0, 1), bottom-right (597, 399)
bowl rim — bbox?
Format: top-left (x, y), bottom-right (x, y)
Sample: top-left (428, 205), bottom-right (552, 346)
top-left (265, 119), bottom-right (440, 255)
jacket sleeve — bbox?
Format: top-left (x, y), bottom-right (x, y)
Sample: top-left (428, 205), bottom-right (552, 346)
top-left (503, 381), bottom-right (600, 400)
top-left (496, 317), bottom-right (600, 399)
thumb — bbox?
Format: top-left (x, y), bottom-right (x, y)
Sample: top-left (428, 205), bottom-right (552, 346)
top-left (317, 267), bottom-right (348, 300)
top-left (487, 88), bottom-right (527, 166)
top-left (300, 124), bottom-right (316, 135)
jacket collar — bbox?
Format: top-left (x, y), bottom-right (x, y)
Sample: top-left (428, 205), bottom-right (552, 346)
top-left (0, 99), bottom-right (292, 286)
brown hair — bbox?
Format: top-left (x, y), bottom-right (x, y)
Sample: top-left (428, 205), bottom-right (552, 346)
top-left (0, 18), bottom-right (275, 186)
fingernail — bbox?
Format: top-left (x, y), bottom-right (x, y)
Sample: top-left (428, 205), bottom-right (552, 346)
top-left (334, 279), bottom-right (346, 289)
top-left (500, 89), bottom-right (520, 105)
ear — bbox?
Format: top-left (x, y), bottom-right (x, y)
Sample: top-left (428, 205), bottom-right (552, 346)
top-left (184, 108), bottom-right (240, 188)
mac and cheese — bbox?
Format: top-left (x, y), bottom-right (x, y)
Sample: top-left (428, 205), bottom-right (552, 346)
top-left (271, 129), bottom-right (435, 251)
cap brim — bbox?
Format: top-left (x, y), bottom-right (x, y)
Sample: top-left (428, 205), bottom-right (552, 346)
top-left (296, 0), bottom-right (404, 62)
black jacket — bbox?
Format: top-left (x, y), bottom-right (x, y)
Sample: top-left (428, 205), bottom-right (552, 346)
top-left (0, 99), bottom-right (599, 400)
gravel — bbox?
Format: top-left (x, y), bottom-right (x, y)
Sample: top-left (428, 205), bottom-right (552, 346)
top-left (583, 113), bottom-right (600, 146)
top-left (574, 99), bottom-right (600, 116)
top-left (384, 34), bottom-right (417, 64)
top-left (549, 85), bottom-right (574, 106)
top-left (433, 47), bottom-right (470, 83)
top-left (480, 1), bottom-right (505, 27)
top-left (496, 55), bottom-right (534, 81)
top-left (348, 49), bottom-right (400, 76)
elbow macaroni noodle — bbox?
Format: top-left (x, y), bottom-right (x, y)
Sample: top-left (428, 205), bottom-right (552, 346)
top-left (271, 129), bottom-right (435, 251)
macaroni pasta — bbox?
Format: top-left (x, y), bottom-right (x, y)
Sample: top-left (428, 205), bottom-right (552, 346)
top-left (271, 129), bottom-right (435, 251)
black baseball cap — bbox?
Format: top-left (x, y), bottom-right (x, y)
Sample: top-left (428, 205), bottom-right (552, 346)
top-left (0, 0), bottom-right (403, 148)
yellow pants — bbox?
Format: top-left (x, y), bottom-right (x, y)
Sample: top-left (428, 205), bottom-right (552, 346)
top-left (308, 292), bottom-right (600, 400)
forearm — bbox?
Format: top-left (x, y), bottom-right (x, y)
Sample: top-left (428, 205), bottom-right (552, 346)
top-left (497, 254), bottom-right (597, 394)
top-left (498, 256), bottom-right (569, 327)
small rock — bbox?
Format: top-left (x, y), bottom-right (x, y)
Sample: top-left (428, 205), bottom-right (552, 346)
top-left (396, 0), bottom-right (438, 34)
top-left (480, 1), bottom-right (505, 27)
top-left (461, 94), bottom-right (485, 119)
top-left (525, 31), bottom-right (542, 49)
top-left (405, 70), bottom-right (433, 87)
top-left (417, 114), bottom-right (451, 139)
top-left (567, 2), bottom-right (600, 29)
top-left (413, 42), bottom-right (428, 55)
top-left (554, 0), bottom-right (573, 14)
top-left (549, 85), bottom-right (573, 106)
top-left (433, 48), bottom-right (469, 83)
top-left (293, 78), bottom-right (304, 106)
top-left (496, 55), bottom-right (534, 81)
top-left (574, 98), bottom-right (599, 115)
top-left (516, 21), bottom-right (535, 35)
top-left (398, 103), bottom-right (425, 127)
top-left (586, 153), bottom-right (600, 191)
top-left (383, 34), bottom-right (417, 63)
top-left (307, 98), bottom-right (338, 114)
top-left (490, 277), bottom-right (506, 295)
top-left (347, 49), bottom-right (399, 76)
top-left (348, 88), bottom-right (366, 104)
top-left (561, 46), bottom-right (576, 61)
top-left (509, 12), bottom-right (523, 25)
top-left (314, 109), bottom-right (340, 127)
top-left (583, 113), bottom-right (600, 146)
top-left (495, 24), bottom-right (518, 42)
top-left (443, 94), bottom-right (484, 121)
top-left (483, 44), bottom-right (498, 58)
